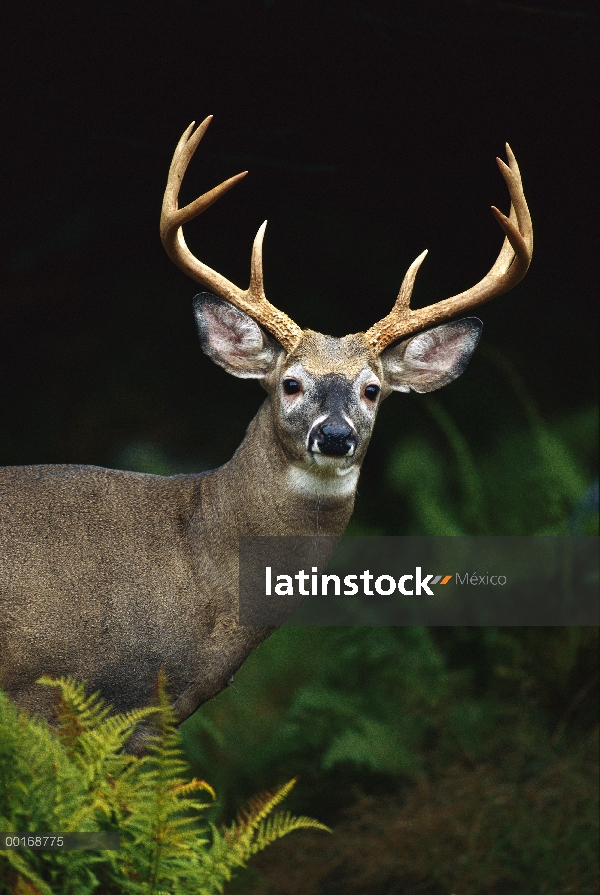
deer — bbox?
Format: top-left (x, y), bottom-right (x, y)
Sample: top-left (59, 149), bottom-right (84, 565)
top-left (0, 118), bottom-right (532, 747)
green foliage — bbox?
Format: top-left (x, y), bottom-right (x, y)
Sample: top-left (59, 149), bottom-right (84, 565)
top-left (207, 778), bottom-right (328, 885)
top-left (181, 625), bottom-right (598, 892)
top-left (242, 728), bottom-right (599, 895)
top-left (386, 350), bottom-right (598, 536)
top-left (184, 625), bottom-right (599, 781)
top-left (0, 675), bottom-right (328, 895)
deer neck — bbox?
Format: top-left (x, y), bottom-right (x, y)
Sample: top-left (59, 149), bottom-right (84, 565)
top-left (197, 399), bottom-right (359, 538)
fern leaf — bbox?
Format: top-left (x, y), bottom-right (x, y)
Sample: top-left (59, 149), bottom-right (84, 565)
top-left (1, 850), bottom-right (54, 895)
top-left (249, 811), bottom-right (331, 855)
top-left (230, 777), bottom-right (297, 837)
top-left (213, 778), bottom-right (330, 872)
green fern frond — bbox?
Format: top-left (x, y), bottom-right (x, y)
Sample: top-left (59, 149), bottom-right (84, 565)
top-left (76, 708), bottom-right (162, 770)
top-left (36, 676), bottom-right (112, 746)
top-left (37, 676), bottom-right (161, 763)
top-left (246, 810), bottom-right (331, 855)
top-left (171, 777), bottom-right (216, 800)
top-left (210, 778), bottom-right (330, 872)
top-left (2, 678), bottom-right (329, 895)
top-left (230, 777), bottom-right (297, 836)
top-left (1, 849), bottom-right (55, 895)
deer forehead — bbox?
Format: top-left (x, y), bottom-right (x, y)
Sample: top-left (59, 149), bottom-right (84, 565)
top-left (283, 331), bottom-right (378, 379)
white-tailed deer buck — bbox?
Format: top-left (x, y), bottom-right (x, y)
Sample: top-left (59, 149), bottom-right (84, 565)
top-left (0, 118), bottom-right (532, 742)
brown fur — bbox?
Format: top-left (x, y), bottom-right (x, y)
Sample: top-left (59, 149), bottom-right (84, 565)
top-left (285, 331), bottom-right (378, 379)
top-left (0, 399), bottom-right (353, 732)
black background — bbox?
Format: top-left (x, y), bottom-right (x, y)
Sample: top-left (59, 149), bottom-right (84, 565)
top-left (1, 0), bottom-right (597, 496)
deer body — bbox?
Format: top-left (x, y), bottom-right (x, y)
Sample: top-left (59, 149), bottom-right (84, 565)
top-left (0, 396), bottom-right (355, 724)
top-left (0, 118), bottom-right (532, 734)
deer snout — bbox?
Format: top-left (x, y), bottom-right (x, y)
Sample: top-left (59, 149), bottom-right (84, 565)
top-left (310, 421), bottom-right (357, 457)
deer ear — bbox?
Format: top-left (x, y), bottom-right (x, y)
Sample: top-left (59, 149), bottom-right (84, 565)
top-left (381, 318), bottom-right (482, 394)
top-left (193, 294), bottom-right (282, 379)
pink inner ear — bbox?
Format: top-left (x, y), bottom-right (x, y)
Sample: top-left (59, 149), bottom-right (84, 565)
top-left (204, 304), bottom-right (263, 358)
top-left (382, 321), bottom-right (481, 394)
top-left (406, 327), bottom-right (475, 371)
top-left (206, 314), bottom-right (244, 352)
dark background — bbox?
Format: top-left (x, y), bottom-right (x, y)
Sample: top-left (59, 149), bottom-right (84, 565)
top-left (1, 0), bottom-right (597, 515)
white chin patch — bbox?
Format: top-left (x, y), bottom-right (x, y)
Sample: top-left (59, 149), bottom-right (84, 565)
top-left (286, 463), bottom-right (360, 499)
top-left (311, 451), bottom-right (354, 466)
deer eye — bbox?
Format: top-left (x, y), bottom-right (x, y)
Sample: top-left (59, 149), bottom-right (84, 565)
top-left (364, 384), bottom-right (380, 401)
top-left (283, 378), bottom-right (301, 395)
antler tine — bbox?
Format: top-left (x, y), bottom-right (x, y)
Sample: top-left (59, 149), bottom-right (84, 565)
top-left (363, 145), bottom-right (533, 354)
top-left (249, 220), bottom-right (267, 298)
top-left (162, 119), bottom-right (246, 240)
top-left (161, 119), bottom-right (303, 352)
top-left (361, 250), bottom-right (429, 355)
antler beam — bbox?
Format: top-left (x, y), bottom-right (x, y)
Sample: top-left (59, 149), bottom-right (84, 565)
top-left (160, 118), bottom-right (303, 352)
top-left (362, 144), bottom-right (533, 354)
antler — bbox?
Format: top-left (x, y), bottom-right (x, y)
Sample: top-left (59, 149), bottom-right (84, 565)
top-left (362, 144), bottom-right (533, 354)
top-left (160, 117), bottom-right (303, 352)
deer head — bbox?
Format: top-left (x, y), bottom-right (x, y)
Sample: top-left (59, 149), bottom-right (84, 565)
top-left (161, 118), bottom-right (532, 491)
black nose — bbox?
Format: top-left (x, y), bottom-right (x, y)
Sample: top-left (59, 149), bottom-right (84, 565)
top-left (317, 424), bottom-right (354, 456)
